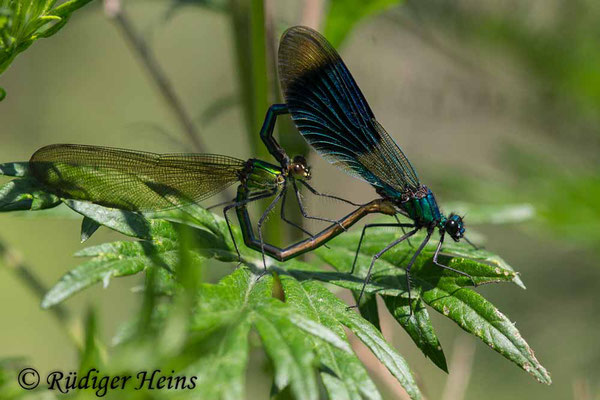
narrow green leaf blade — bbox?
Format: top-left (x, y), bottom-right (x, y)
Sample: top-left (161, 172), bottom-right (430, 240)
top-left (0, 162), bottom-right (30, 177)
top-left (73, 240), bottom-right (177, 259)
top-left (189, 269), bottom-right (269, 400)
top-left (48, 0), bottom-right (94, 18)
top-left (42, 241), bottom-right (182, 308)
top-left (146, 203), bottom-right (224, 239)
top-left (341, 311), bottom-right (422, 400)
top-left (383, 295), bottom-right (447, 372)
top-left (320, 237), bottom-right (447, 370)
top-left (254, 308), bottom-right (319, 400)
top-left (299, 281), bottom-right (422, 400)
top-left (316, 244), bottom-right (448, 371)
top-left (0, 179), bottom-right (60, 211)
top-left (186, 318), bottom-right (252, 400)
top-left (284, 312), bottom-right (352, 354)
top-left (422, 281), bottom-right (551, 384)
top-left (80, 216), bottom-right (100, 243)
top-left (65, 200), bottom-right (176, 241)
top-left (42, 257), bottom-right (145, 308)
top-left (313, 225), bottom-right (547, 381)
top-left (355, 292), bottom-right (380, 332)
top-left (279, 274), bottom-right (381, 400)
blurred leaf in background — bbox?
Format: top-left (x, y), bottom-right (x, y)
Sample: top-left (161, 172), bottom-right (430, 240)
top-left (324, 0), bottom-right (403, 47)
top-left (0, 0), bottom-right (94, 97)
top-left (397, 0), bottom-right (600, 251)
top-left (500, 143), bottom-right (600, 248)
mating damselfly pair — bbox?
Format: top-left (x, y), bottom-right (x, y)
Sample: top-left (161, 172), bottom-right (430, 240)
top-left (15, 26), bottom-right (477, 308)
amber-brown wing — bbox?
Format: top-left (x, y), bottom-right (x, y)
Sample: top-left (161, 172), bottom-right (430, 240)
top-left (29, 144), bottom-right (246, 211)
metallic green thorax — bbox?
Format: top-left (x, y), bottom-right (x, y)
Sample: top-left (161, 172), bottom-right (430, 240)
top-left (240, 159), bottom-right (284, 192)
top-left (398, 186), bottom-right (443, 228)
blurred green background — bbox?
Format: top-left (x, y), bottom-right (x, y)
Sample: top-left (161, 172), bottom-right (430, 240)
top-left (1, 0), bottom-right (599, 399)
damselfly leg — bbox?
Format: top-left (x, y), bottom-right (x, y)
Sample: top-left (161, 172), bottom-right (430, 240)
top-left (463, 236), bottom-right (480, 250)
top-left (223, 190), bottom-right (276, 263)
top-left (297, 179), bottom-right (363, 207)
top-left (432, 232), bottom-right (477, 286)
top-left (351, 227), bottom-right (419, 308)
top-left (256, 189), bottom-right (286, 273)
top-left (279, 187), bottom-right (316, 238)
top-left (291, 180), bottom-right (347, 231)
top-left (350, 223), bottom-right (415, 275)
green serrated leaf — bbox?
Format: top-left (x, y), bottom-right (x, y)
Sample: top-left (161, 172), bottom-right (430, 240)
top-left (312, 224), bottom-right (547, 382)
top-left (250, 283), bottom-right (321, 400)
top-left (254, 307), bottom-right (318, 400)
top-left (342, 307), bottom-right (422, 400)
top-left (280, 274), bottom-right (382, 400)
top-left (42, 240), bottom-right (189, 308)
top-left (317, 233), bottom-right (447, 371)
top-left (283, 312), bottom-right (352, 354)
top-left (186, 317), bottom-right (252, 400)
top-left (73, 239), bottom-right (173, 258)
top-left (145, 204), bottom-right (236, 259)
top-left (383, 295), bottom-right (447, 372)
top-left (318, 230), bottom-right (523, 292)
top-left (293, 280), bottom-right (421, 400)
top-left (65, 200), bottom-right (176, 241)
top-left (422, 281), bottom-right (551, 384)
top-left (145, 204), bottom-right (223, 238)
top-left (190, 269), bottom-right (319, 400)
top-left (354, 292), bottom-right (380, 332)
top-left (0, 178), bottom-right (60, 211)
top-left (186, 268), bottom-right (385, 399)
top-left (0, 162), bottom-right (29, 177)
top-left (64, 200), bottom-right (238, 262)
top-left (42, 257), bottom-right (145, 308)
top-left (80, 216), bottom-right (100, 243)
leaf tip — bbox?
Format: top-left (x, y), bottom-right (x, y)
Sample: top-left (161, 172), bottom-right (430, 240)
top-left (40, 295), bottom-right (55, 310)
top-left (513, 273), bottom-right (527, 289)
top-left (523, 360), bottom-right (552, 385)
top-left (434, 353), bottom-right (449, 373)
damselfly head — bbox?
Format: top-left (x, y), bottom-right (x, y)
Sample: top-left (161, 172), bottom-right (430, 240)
top-left (290, 155), bottom-right (311, 179)
top-left (445, 213), bottom-right (465, 242)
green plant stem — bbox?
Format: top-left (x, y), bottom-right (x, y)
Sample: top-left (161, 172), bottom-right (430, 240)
top-left (229, 0), bottom-right (269, 159)
top-left (0, 239), bottom-right (82, 349)
top-left (249, 0), bottom-right (269, 147)
top-left (229, 0), bottom-right (282, 243)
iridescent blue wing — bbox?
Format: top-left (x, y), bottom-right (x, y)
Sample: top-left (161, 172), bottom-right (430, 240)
top-left (278, 26), bottom-right (420, 195)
